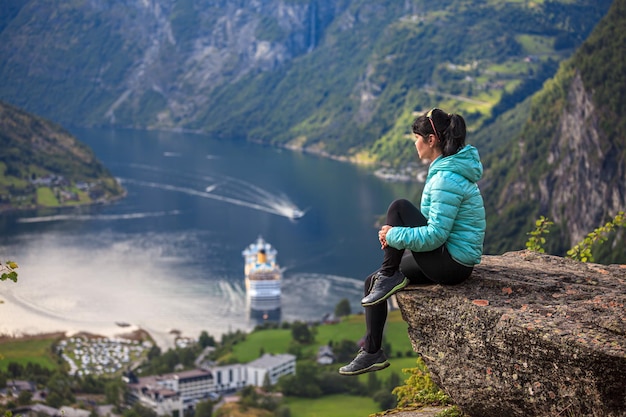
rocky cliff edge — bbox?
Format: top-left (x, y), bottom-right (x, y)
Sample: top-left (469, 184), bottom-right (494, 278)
top-left (396, 250), bottom-right (626, 417)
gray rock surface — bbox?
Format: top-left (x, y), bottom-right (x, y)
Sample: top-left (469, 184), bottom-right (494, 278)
top-left (396, 250), bottom-right (626, 417)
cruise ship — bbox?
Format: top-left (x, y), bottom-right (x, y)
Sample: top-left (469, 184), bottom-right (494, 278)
top-left (242, 236), bottom-right (281, 320)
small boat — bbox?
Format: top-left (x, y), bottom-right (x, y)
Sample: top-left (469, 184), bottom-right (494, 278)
top-left (287, 208), bottom-right (305, 220)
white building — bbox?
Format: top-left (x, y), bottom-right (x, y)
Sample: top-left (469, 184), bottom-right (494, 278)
top-left (316, 345), bottom-right (335, 365)
top-left (247, 353), bottom-right (296, 387)
top-left (211, 363), bottom-right (247, 392)
top-left (165, 369), bottom-right (214, 401)
top-left (128, 353), bottom-right (296, 416)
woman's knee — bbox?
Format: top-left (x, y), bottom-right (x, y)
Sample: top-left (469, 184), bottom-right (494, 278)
top-left (387, 198), bottom-right (425, 226)
top-left (387, 198), bottom-right (411, 213)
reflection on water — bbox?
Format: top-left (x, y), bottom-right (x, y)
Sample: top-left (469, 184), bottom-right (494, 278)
top-left (247, 298), bottom-right (282, 324)
top-left (249, 308), bottom-right (282, 323)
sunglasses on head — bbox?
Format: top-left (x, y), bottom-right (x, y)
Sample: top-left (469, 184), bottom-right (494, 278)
top-left (426, 108), bottom-right (439, 142)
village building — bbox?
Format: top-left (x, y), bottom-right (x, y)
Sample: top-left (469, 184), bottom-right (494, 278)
top-left (316, 345), bottom-right (335, 365)
top-left (246, 353), bottom-right (296, 387)
top-left (5, 380), bottom-right (36, 394)
top-left (127, 353), bottom-right (296, 416)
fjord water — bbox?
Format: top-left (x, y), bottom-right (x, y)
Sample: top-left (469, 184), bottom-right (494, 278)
top-left (0, 128), bottom-right (415, 343)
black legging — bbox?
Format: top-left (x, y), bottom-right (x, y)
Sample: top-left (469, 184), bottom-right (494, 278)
top-left (363, 198), bottom-right (473, 353)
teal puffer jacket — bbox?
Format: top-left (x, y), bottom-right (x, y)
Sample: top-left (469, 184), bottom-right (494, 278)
top-left (385, 145), bottom-right (486, 266)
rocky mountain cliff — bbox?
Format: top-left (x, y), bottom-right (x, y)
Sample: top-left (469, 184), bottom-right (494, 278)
top-left (397, 250), bottom-right (626, 417)
top-left (0, 0), bottom-right (344, 129)
top-left (480, 0), bottom-right (626, 263)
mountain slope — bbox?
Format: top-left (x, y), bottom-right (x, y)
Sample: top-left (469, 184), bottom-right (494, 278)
top-left (480, 0), bottom-right (626, 263)
top-left (0, 101), bottom-right (125, 212)
top-left (0, 0), bottom-right (612, 165)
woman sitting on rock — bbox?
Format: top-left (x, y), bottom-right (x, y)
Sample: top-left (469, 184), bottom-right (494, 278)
top-left (339, 108), bottom-right (486, 375)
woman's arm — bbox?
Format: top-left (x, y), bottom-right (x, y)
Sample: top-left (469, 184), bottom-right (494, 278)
top-left (385, 174), bottom-right (464, 252)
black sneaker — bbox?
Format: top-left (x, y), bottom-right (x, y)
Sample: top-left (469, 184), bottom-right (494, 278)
top-left (361, 270), bottom-right (408, 307)
top-left (338, 349), bottom-right (390, 376)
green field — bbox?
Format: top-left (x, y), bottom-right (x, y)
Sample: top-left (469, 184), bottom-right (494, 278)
top-left (36, 187), bottom-right (59, 206)
top-left (284, 394), bottom-right (380, 417)
top-left (232, 328), bottom-right (293, 362)
top-left (232, 310), bottom-right (414, 364)
top-left (516, 34), bottom-right (555, 55)
top-left (0, 335), bottom-right (62, 371)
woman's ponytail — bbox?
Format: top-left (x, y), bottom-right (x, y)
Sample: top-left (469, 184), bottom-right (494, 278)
top-left (441, 113), bottom-right (466, 157)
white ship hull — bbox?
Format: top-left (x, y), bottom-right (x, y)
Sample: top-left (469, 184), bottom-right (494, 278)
top-left (242, 236), bottom-right (282, 308)
top-left (245, 278), bottom-right (281, 300)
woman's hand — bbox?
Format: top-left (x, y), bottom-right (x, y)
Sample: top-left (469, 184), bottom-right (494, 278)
top-left (378, 225), bottom-right (393, 249)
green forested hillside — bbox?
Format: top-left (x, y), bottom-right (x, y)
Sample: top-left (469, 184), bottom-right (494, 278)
top-left (0, 101), bottom-right (125, 212)
top-left (575, 0), bottom-right (626, 143)
top-left (187, 0), bottom-right (611, 166)
top-left (478, 0), bottom-right (626, 263)
top-left (0, 0), bottom-right (612, 166)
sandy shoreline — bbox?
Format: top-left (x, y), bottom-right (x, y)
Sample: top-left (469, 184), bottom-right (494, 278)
top-left (0, 292), bottom-right (179, 350)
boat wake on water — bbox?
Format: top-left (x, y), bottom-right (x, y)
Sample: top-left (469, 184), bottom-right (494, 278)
top-left (119, 173), bottom-right (306, 220)
top-left (118, 162), bottom-right (306, 219)
top-left (17, 210), bottom-right (181, 224)
top-left (218, 176), bottom-right (306, 220)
